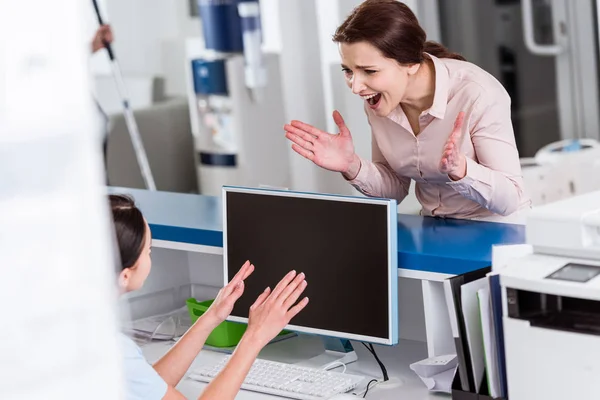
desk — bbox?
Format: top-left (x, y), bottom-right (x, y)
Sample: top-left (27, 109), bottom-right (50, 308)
top-left (111, 188), bottom-right (524, 358)
top-left (141, 334), bottom-right (451, 400)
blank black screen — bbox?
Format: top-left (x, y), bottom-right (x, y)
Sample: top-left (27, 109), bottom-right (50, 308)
top-left (225, 191), bottom-right (390, 339)
top-left (546, 263), bottom-right (600, 283)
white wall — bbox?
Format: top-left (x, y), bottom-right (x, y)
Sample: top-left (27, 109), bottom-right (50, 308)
top-left (415, 0), bottom-right (442, 42)
top-left (92, 0), bottom-right (281, 98)
top-left (90, 0), bottom-right (201, 98)
top-left (259, 0), bottom-right (282, 53)
top-left (277, 0), bottom-right (329, 193)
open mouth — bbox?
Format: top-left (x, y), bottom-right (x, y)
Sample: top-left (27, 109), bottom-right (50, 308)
top-left (362, 93), bottom-right (382, 108)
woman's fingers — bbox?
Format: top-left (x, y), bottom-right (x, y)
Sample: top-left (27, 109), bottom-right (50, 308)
top-left (440, 148), bottom-right (456, 172)
top-left (241, 263), bottom-right (255, 281)
top-left (453, 111), bottom-right (465, 132)
top-left (277, 273), bottom-right (305, 305)
top-left (269, 270), bottom-right (298, 302)
top-left (287, 297), bottom-right (310, 320)
top-left (225, 261), bottom-right (254, 296)
top-left (448, 112), bottom-right (465, 147)
top-left (282, 280), bottom-right (308, 310)
top-left (440, 121), bottom-right (462, 174)
top-left (291, 144), bottom-right (315, 161)
top-left (332, 110), bottom-right (351, 137)
top-left (250, 287), bottom-right (271, 310)
top-left (230, 280), bottom-right (245, 302)
top-left (285, 123), bottom-right (320, 143)
top-left (285, 130), bottom-right (314, 151)
top-left (289, 120), bottom-right (324, 139)
top-left (443, 153), bottom-right (455, 169)
top-left (285, 124), bottom-right (320, 159)
top-left (230, 261), bottom-right (251, 285)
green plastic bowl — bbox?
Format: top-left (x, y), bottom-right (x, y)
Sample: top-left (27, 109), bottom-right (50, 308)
top-left (186, 298), bottom-right (247, 348)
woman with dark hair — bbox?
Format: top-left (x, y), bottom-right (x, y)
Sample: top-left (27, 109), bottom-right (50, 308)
top-left (285, 0), bottom-right (530, 223)
top-left (109, 194), bottom-right (309, 400)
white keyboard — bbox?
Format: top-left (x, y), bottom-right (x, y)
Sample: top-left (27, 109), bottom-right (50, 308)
top-left (188, 356), bottom-right (365, 399)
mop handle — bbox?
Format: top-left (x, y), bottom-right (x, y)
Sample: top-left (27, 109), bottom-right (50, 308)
top-left (91, 0), bottom-right (157, 191)
top-left (91, 0), bottom-right (114, 60)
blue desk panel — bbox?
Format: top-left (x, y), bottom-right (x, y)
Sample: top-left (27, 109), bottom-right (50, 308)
top-left (109, 188), bottom-right (525, 275)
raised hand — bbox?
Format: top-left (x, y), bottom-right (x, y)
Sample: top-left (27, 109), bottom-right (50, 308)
top-left (203, 261), bottom-right (255, 326)
top-left (284, 111), bottom-right (358, 175)
top-left (244, 270), bottom-right (309, 348)
top-left (439, 111), bottom-right (467, 181)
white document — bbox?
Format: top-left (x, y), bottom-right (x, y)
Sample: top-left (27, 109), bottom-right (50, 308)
top-left (124, 306), bottom-right (191, 344)
top-left (410, 354), bottom-right (457, 379)
top-left (478, 287), bottom-right (501, 398)
top-left (414, 367), bottom-right (457, 394)
top-left (443, 280), bottom-right (459, 337)
top-left (461, 278), bottom-right (488, 393)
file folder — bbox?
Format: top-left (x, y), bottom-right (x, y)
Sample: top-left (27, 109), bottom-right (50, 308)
top-left (443, 267), bottom-right (491, 392)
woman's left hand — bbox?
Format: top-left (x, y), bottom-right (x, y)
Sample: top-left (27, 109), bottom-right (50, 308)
top-left (202, 261), bottom-right (255, 327)
top-left (439, 112), bottom-right (467, 181)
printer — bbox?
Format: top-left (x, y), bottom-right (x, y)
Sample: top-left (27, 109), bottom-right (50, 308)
top-left (500, 190), bottom-right (600, 400)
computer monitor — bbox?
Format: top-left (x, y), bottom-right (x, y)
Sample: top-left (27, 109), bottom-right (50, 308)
top-left (222, 186), bottom-right (398, 365)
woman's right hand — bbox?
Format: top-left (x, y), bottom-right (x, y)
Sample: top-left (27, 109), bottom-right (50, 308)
top-left (285, 111), bottom-right (360, 178)
top-left (202, 261), bottom-right (255, 328)
top-left (244, 270), bottom-right (309, 349)
top-left (91, 24), bottom-right (114, 53)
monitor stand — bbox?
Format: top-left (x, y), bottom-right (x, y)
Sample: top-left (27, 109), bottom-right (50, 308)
top-left (295, 337), bottom-right (358, 370)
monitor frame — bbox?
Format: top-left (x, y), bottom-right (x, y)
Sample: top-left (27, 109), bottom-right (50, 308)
top-left (222, 186), bottom-right (399, 345)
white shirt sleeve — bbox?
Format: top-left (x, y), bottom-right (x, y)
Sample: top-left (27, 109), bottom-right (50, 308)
top-left (120, 334), bottom-right (168, 400)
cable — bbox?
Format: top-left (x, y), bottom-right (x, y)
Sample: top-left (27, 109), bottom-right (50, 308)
top-left (368, 343), bottom-right (388, 381)
top-left (362, 379), bottom-right (378, 398)
top-left (322, 361), bottom-right (347, 374)
top-left (361, 342), bottom-right (389, 381)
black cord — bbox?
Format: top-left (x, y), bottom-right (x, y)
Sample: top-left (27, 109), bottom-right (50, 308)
top-left (361, 342), bottom-right (389, 381)
top-left (362, 379), bottom-right (378, 398)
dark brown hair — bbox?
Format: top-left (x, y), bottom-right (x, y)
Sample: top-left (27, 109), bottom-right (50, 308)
top-left (109, 194), bottom-right (146, 270)
top-left (333, 0), bottom-right (465, 64)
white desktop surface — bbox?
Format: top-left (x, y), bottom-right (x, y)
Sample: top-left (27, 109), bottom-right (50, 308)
top-left (140, 335), bottom-right (451, 400)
